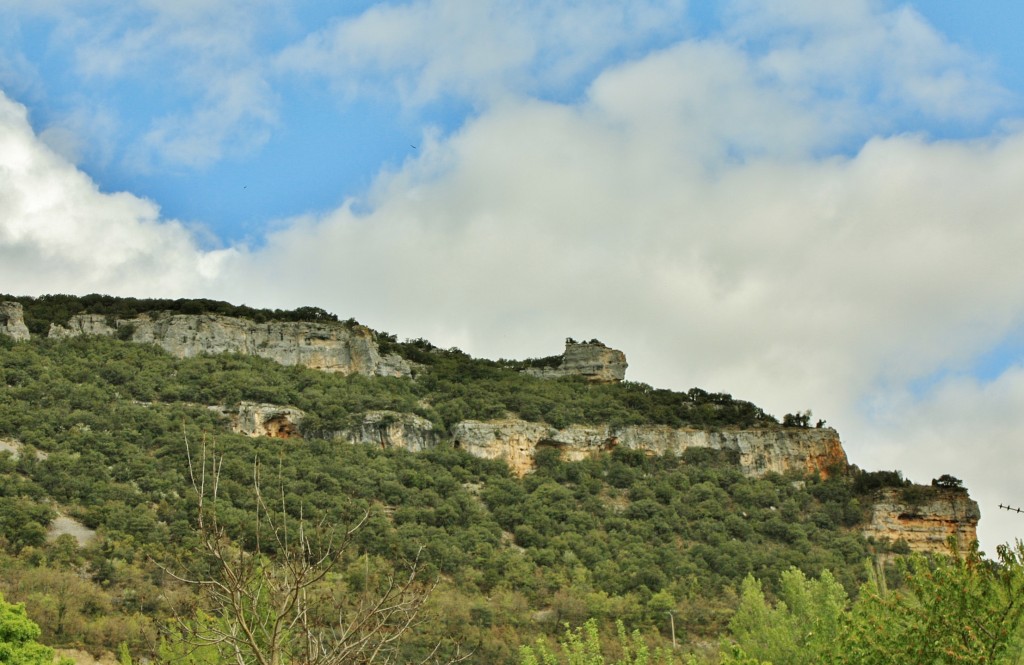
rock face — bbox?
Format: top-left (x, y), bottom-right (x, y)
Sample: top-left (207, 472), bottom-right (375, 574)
top-left (523, 340), bottom-right (627, 383)
top-left (47, 313), bottom-right (114, 338)
top-left (451, 418), bottom-right (847, 478)
top-left (228, 404), bottom-right (438, 451)
top-left (49, 313), bottom-right (412, 378)
top-left (47, 514), bottom-right (97, 547)
top-left (340, 411), bottom-right (439, 452)
top-left (862, 487), bottom-right (980, 555)
top-left (0, 302), bottom-right (30, 341)
top-left (233, 402), bottom-right (306, 439)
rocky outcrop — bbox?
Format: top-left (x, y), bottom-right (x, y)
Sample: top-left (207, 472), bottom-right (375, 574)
top-left (451, 419), bottom-right (847, 478)
top-left (0, 438), bottom-right (47, 460)
top-left (49, 313), bottom-right (412, 378)
top-left (0, 302), bottom-right (30, 341)
top-left (233, 402), bottom-right (306, 439)
top-left (340, 411), bottom-right (439, 452)
top-left (522, 340), bottom-right (627, 383)
top-left (226, 404), bottom-right (438, 451)
top-left (47, 514), bottom-right (97, 547)
top-left (47, 313), bottom-right (114, 338)
top-left (862, 487), bottom-right (980, 555)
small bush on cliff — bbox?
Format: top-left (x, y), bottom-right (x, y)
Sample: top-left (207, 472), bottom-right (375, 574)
top-left (932, 473), bottom-right (965, 489)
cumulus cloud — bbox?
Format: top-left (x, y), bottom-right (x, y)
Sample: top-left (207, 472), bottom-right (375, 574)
top-left (0, 91), bottom-right (230, 295)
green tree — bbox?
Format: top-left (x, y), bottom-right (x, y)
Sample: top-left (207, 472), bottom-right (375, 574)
top-left (723, 540), bottom-right (1024, 665)
top-left (727, 568), bottom-right (848, 665)
top-left (841, 541), bottom-right (1024, 665)
top-left (0, 591), bottom-right (68, 665)
top-left (519, 619), bottom-right (683, 665)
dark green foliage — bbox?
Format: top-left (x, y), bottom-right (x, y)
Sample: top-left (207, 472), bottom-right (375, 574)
top-left (781, 411), bottom-right (811, 428)
top-left (932, 473), bottom-right (965, 489)
top-left (851, 468), bottom-right (908, 494)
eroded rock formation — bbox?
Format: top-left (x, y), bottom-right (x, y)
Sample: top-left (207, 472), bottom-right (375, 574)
top-left (48, 312), bottom-right (412, 378)
top-left (862, 487), bottom-right (980, 555)
top-left (0, 302), bottom-right (30, 341)
top-left (522, 340), bottom-right (627, 383)
top-left (451, 418), bottom-right (848, 478)
top-left (340, 410), bottom-right (439, 452)
top-left (232, 402), bottom-right (306, 439)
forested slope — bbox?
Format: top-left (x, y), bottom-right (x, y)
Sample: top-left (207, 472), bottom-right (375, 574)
top-left (0, 296), bottom-right (986, 663)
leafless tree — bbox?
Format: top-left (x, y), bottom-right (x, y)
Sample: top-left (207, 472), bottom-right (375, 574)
top-left (159, 433), bottom-right (468, 665)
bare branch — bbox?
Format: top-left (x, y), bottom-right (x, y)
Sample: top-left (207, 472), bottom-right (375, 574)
top-left (159, 435), bottom-right (463, 665)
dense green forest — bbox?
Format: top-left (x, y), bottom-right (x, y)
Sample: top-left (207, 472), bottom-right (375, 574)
top-left (0, 296), bottom-right (1017, 664)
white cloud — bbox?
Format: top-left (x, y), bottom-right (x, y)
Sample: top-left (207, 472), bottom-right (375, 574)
top-left (0, 91), bottom-right (230, 295)
top-left (128, 68), bottom-right (278, 170)
top-left (275, 0), bottom-right (690, 105)
top-left (725, 0), bottom-right (1007, 125)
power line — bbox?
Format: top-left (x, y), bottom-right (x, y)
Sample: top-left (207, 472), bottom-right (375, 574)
top-left (999, 503), bottom-right (1024, 514)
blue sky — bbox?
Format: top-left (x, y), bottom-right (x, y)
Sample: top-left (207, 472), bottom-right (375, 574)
top-left (3, 0), bottom-right (1024, 550)
top-left (7, 0), bottom-right (1020, 245)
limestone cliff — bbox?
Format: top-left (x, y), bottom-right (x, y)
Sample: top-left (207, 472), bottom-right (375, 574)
top-left (48, 312), bottom-right (412, 378)
top-left (225, 403), bottom-right (438, 452)
top-left (340, 411), bottom-right (439, 452)
top-left (450, 418), bottom-right (847, 478)
top-left (522, 340), bottom-right (627, 383)
top-left (862, 487), bottom-right (980, 555)
top-left (217, 405), bottom-right (845, 481)
top-left (0, 302), bottom-right (30, 341)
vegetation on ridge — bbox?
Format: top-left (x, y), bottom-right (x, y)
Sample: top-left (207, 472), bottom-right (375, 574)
top-left (0, 293), bottom-right (342, 335)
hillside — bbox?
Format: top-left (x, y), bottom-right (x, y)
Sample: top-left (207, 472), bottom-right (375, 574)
top-left (0, 295), bottom-right (983, 663)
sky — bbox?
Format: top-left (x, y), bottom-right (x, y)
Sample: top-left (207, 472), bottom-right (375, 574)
top-left (2, 0), bottom-right (1024, 552)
